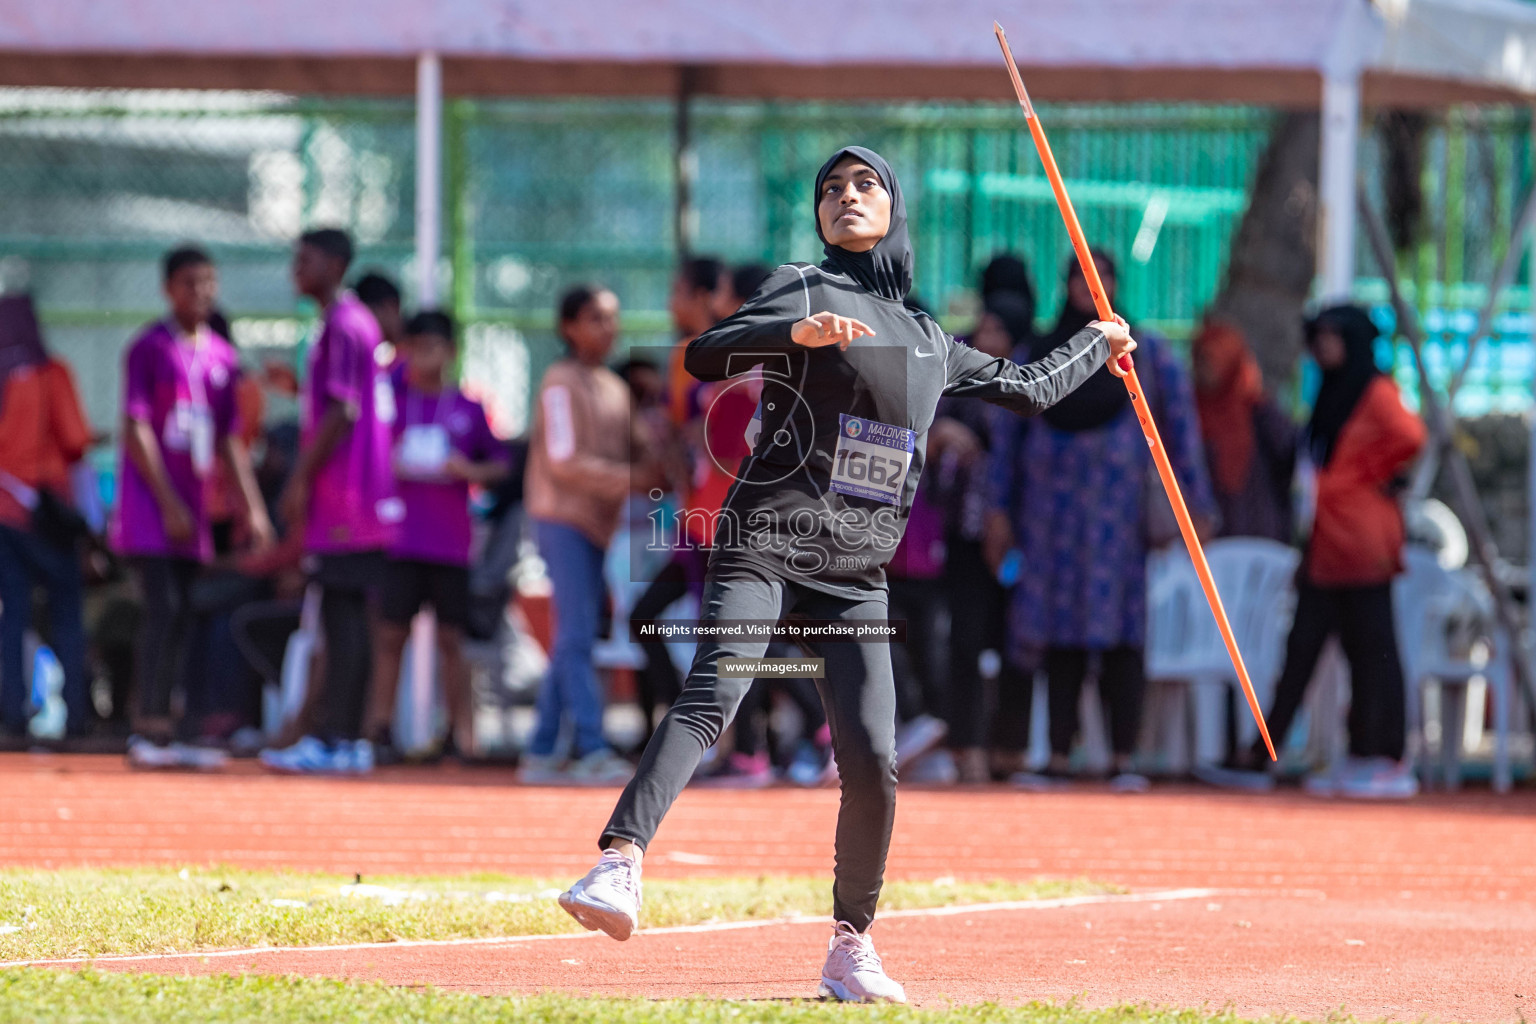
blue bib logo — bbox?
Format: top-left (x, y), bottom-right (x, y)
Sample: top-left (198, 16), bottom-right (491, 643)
top-left (845, 419), bottom-right (863, 439)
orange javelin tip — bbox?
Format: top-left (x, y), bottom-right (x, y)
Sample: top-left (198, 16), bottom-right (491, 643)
top-left (993, 22), bottom-right (1277, 761)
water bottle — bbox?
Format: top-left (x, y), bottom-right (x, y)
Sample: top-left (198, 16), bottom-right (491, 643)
top-left (28, 645), bottom-right (66, 740)
top-left (996, 548), bottom-right (1024, 588)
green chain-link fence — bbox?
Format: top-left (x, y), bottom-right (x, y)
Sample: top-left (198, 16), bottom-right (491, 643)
top-left (0, 88), bottom-right (1531, 435)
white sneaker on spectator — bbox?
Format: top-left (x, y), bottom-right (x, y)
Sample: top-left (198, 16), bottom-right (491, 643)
top-left (566, 748), bottom-right (634, 786)
top-left (518, 753), bottom-right (565, 785)
top-left (1339, 758), bottom-right (1418, 800)
top-left (1109, 771), bottom-right (1151, 794)
top-left (818, 921), bottom-right (906, 1003)
top-left (893, 714), bottom-right (947, 771)
top-left (559, 848), bottom-right (642, 940)
top-left (1191, 763), bottom-right (1275, 792)
top-left (1010, 770), bottom-right (1071, 793)
top-left (127, 735), bottom-right (181, 770)
top-left (171, 742), bottom-right (228, 772)
top-left (904, 749), bottom-right (958, 785)
top-left (787, 740), bottom-right (830, 788)
top-left (259, 736), bottom-right (360, 775)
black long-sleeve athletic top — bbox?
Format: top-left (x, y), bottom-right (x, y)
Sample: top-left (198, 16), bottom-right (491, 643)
top-left (679, 145), bottom-right (1109, 598)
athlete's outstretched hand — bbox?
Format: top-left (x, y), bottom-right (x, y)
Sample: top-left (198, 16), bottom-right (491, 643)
top-left (792, 311), bottom-right (876, 351)
top-left (1094, 315), bottom-right (1136, 377)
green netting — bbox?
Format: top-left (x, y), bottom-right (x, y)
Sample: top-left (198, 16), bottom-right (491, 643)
top-left (0, 89), bottom-right (1530, 431)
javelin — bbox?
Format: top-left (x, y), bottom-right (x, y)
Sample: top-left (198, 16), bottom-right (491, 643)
top-left (993, 22), bottom-right (1276, 760)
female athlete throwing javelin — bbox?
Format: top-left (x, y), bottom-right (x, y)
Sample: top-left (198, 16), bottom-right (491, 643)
top-left (559, 146), bottom-right (1135, 1002)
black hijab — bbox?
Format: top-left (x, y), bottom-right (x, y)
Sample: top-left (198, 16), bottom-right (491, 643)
top-left (1305, 304), bottom-right (1382, 466)
top-left (1028, 253), bottom-right (1128, 432)
top-left (813, 146), bottom-right (913, 302)
top-left (983, 291), bottom-right (1035, 351)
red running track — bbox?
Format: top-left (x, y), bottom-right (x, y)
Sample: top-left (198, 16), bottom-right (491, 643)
top-left (3, 753), bottom-right (1534, 1020)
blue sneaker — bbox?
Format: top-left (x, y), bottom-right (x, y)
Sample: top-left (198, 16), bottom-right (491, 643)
top-left (260, 736), bottom-right (364, 775)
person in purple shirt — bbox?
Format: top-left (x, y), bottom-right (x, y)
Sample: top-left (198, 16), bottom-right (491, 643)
top-left (262, 228), bottom-right (399, 775)
top-left (363, 311), bottom-right (508, 763)
top-left (113, 246), bottom-right (273, 770)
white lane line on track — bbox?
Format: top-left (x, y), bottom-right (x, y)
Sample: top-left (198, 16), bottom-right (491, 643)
top-left (0, 887), bottom-right (1219, 969)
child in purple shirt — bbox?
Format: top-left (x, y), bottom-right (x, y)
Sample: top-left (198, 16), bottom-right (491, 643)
top-left (262, 228), bottom-right (399, 775)
top-left (364, 311), bottom-right (508, 762)
top-left (113, 246), bottom-right (272, 770)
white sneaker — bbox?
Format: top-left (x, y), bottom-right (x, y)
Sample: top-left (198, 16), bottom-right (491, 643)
top-left (904, 749), bottom-right (958, 785)
top-left (559, 848), bottom-right (642, 940)
top-left (894, 715), bottom-right (947, 771)
top-left (171, 742), bottom-right (228, 772)
top-left (1109, 771), bottom-right (1151, 794)
top-left (259, 736), bottom-right (361, 775)
top-left (818, 921), bottom-right (907, 1003)
top-left (127, 735), bottom-right (181, 770)
top-left (518, 753), bottom-right (565, 785)
top-left (566, 748), bottom-right (634, 786)
top-left (1339, 759), bottom-right (1419, 800)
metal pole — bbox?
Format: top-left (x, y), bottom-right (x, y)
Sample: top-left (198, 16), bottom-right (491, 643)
top-left (416, 51), bottom-right (443, 307)
top-left (1359, 189), bottom-right (1536, 716)
top-left (674, 66), bottom-right (699, 259)
top-left (409, 50), bottom-right (443, 752)
top-left (1317, 69), bottom-right (1362, 301)
top-left (1408, 182), bottom-right (1536, 500)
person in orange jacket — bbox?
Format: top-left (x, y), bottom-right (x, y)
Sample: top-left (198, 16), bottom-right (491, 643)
top-left (1237, 305), bottom-right (1426, 798)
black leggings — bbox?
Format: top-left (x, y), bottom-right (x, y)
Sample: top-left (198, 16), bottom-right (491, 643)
top-left (629, 558), bottom-right (689, 744)
top-left (132, 556), bottom-right (201, 731)
top-left (1259, 581), bottom-right (1406, 761)
top-left (314, 552), bottom-right (382, 742)
top-left (943, 536), bottom-right (1009, 749)
top-left (604, 565), bottom-right (898, 932)
top-left (1046, 646), bottom-right (1145, 759)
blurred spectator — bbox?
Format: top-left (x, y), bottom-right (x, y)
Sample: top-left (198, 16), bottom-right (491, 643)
top-left (666, 257), bottom-right (726, 427)
top-left (262, 228), bottom-right (398, 774)
top-left (0, 295), bottom-right (93, 743)
top-left (929, 290), bottom-right (1037, 783)
top-left (630, 259), bottom-right (731, 754)
top-left (712, 262), bottom-right (772, 321)
top-left (364, 311), bottom-right (509, 763)
top-left (354, 271), bottom-right (404, 352)
top-left (519, 284), bottom-right (639, 785)
top-left (111, 247), bottom-right (272, 768)
top-left (1191, 319), bottom-right (1296, 542)
top-left (978, 253), bottom-right (1037, 318)
top-left (988, 251), bottom-right (1213, 792)
top-left (1233, 306), bottom-right (1426, 797)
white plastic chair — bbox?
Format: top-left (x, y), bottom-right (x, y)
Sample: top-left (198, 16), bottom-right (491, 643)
top-left (1144, 538), bottom-right (1299, 770)
top-left (1393, 545), bottom-right (1513, 792)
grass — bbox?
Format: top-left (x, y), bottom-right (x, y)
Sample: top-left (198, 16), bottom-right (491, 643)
top-left (0, 868), bottom-right (1118, 962)
top-left (0, 971), bottom-right (1323, 1024)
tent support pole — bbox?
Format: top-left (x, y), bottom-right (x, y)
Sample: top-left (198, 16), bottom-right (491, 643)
top-left (408, 50), bottom-right (443, 754)
top-left (415, 51), bottom-right (443, 306)
top-left (1408, 181), bottom-right (1536, 499)
top-left (1318, 69), bottom-right (1361, 302)
top-left (674, 65), bottom-right (699, 259)
top-left (1358, 188), bottom-right (1536, 722)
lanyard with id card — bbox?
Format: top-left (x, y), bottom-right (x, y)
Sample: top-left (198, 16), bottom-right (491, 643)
top-left (165, 334), bottom-right (216, 476)
top-left (829, 414), bottom-right (915, 505)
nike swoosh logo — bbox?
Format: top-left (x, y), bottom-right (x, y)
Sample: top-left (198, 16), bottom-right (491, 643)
top-left (914, 343), bottom-right (936, 358)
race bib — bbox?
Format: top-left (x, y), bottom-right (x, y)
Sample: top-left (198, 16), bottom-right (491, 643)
top-left (829, 414), bottom-right (914, 505)
top-left (397, 424), bottom-right (451, 478)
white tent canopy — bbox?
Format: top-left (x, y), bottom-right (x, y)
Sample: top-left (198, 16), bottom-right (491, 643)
top-left (0, 0), bottom-right (1533, 107)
